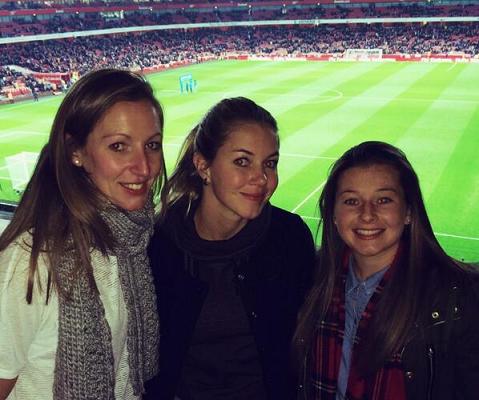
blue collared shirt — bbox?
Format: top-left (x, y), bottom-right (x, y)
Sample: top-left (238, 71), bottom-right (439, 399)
top-left (336, 259), bottom-right (389, 400)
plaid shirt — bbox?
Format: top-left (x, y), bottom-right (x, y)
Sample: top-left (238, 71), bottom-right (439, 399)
top-left (309, 257), bottom-right (406, 400)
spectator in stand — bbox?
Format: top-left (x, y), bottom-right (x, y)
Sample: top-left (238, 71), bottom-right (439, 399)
top-left (0, 69), bottom-right (166, 400)
top-left (293, 141), bottom-right (479, 400)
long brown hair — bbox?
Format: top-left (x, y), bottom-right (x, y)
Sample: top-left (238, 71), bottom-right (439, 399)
top-left (0, 69), bottom-right (166, 303)
top-left (293, 141), bottom-right (469, 385)
top-left (163, 96), bottom-right (278, 214)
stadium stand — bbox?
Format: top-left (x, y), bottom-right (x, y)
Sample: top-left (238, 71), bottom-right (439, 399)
top-left (1, 0), bottom-right (479, 100)
top-left (1, 1), bottom-right (478, 36)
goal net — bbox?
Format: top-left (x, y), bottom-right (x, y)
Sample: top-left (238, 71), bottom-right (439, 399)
top-left (5, 151), bottom-right (39, 192)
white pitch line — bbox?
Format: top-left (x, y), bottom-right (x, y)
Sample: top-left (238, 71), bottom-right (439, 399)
top-left (292, 181), bottom-right (326, 213)
top-left (157, 89), bottom-right (478, 105)
top-left (435, 232), bottom-right (479, 241)
top-left (447, 63), bottom-right (458, 72)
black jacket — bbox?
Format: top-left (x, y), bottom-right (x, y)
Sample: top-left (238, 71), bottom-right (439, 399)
top-left (401, 268), bottom-right (479, 400)
top-left (145, 205), bottom-right (316, 400)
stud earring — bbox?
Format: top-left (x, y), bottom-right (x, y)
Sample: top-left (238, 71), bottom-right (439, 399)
top-left (73, 159), bottom-right (81, 166)
top-left (202, 177), bottom-right (209, 186)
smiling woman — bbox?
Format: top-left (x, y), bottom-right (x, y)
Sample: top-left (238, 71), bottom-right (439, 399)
top-left (145, 97), bottom-right (316, 400)
top-left (192, 121), bottom-right (279, 239)
top-left (333, 164), bottom-right (411, 279)
top-left (293, 141), bottom-right (479, 400)
top-left (72, 100), bottom-right (163, 211)
top-left (0, 69), bottom-right (166, 400)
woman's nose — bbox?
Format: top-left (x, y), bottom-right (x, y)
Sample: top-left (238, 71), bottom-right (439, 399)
top-left (359, 202), bottom-right (376, 222)
top-left (131, 149), bottom-right (150, 177)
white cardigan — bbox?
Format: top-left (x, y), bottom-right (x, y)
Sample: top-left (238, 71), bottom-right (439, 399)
top-left (0, 233), bottom-right (139, 400)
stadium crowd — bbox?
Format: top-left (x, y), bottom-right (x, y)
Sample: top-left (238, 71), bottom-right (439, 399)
top-left (1, 2), bottom-right (478, 36)
top-left (2, 23), bottom-right (478, 73)
top-left (2, 0), bottom-right (479, 98)
top-left (0, 66), bottom-right (55, 99)
top-left (0, 0), bottom-right (477, 16)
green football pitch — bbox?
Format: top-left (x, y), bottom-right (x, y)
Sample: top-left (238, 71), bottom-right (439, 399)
top-left (1, 60), bottom-right (478, 261)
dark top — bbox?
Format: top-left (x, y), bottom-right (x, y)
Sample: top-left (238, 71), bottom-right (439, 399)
top-left (144, 201), bottom-right (316, 400)
top-left (176, 208), bottom-right (268, 399)
top-left (401, 264), bottom-right (479, 400)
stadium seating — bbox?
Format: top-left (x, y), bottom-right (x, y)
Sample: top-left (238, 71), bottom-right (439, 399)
top-left (1, 1), bottom-right (478, 36)
top-left (1, 0), bottom-right (479, 98)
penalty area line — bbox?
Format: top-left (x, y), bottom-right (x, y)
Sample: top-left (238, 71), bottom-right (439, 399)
top-left (291, 181), bottom-right (326, 214)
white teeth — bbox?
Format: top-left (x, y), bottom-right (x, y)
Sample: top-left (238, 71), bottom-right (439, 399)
top-left (356, 229), bottom-right (381, 236)
top-left (124, 183), bottom-right (143, 190)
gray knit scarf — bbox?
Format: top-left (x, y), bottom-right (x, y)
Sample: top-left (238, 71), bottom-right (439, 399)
top-left (53, 200), bottom-right (159, 399)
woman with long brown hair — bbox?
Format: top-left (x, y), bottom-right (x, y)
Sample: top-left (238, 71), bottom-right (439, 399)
top-left (0, 69), bottom-right (166, 400)
top-left (294, 141), bottom-right (479, 400)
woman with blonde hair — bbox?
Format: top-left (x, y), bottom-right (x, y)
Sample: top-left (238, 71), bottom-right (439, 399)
top-left (146, 97), bottom-right (316, 400)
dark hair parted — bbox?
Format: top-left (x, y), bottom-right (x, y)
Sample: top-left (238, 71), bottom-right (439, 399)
top-left (293, 141), bottom-right (471, 383)
top-left (0, 68), bottom-right (166, 303)
top-left (163, 96), bottom-right (278, 211)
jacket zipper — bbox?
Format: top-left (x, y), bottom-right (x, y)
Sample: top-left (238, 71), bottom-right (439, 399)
top-left (299, 349), bottom-right (308, 400)
top-left (427, 346), bottom-right (434, 400)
